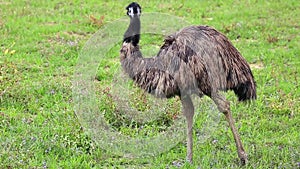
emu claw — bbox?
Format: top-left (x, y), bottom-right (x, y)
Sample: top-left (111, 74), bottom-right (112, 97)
top-left (239, 152), bottom-right (248, 165)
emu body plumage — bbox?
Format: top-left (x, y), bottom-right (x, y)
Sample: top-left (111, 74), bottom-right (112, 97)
top-left (121, 25), bottom-right (256, 100)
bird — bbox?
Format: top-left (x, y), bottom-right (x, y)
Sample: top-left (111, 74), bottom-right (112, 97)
top-left (120, 2), bottom-right (256, 165)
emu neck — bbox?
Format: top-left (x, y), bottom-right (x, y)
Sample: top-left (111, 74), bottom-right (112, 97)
top-left (128, 16), bottom-right (141, 36)
top-left (123, 16), bottom-right (140, 46)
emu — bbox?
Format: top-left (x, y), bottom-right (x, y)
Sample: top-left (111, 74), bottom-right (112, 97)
top-left (120, 2), bottom-right (256, 165)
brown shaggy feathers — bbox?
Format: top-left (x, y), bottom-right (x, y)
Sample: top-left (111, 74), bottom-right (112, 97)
top-left (120, 25), bottom-right (256, 101)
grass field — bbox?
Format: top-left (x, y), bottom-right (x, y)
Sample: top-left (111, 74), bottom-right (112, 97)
top-left (1, 0), bottom-right (299, 168)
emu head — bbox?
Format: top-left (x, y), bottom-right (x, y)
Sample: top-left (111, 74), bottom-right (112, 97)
top-left (126, 2), bottom-right (141, 18)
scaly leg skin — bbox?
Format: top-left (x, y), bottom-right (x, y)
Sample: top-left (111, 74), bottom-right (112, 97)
top-left (181, 95), bottom-right (194, 163)
top-left (212, 93), bottom-right (248, 165)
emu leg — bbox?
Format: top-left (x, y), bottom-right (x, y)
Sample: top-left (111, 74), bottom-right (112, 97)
top-left (212, 93), bottom-right (248, 165)
top-left (181, 95), bottom-right (194, 163)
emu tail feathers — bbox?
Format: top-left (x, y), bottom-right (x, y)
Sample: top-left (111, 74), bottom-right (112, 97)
top-left (233, 81), bottom-right (256, 101)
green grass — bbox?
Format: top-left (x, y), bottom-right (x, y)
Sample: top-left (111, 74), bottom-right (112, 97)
top-left (1, 0), bottom-right (299, 168)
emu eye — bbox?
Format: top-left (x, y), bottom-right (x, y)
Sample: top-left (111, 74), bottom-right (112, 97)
top-left (128, 7), bottom-right (134, 17)
top-left (137, 8), bottom-right (141, 15)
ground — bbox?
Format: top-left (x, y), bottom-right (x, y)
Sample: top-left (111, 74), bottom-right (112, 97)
top-left (0, 1), bottom-right (299, 168)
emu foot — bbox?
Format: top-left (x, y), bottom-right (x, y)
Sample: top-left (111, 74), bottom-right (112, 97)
top-left (239, 151), bottom-right (248, 165)
top-left (186, 159), bottom-right (193, 164)
top-left (186, 156), bottom-right (193, 164)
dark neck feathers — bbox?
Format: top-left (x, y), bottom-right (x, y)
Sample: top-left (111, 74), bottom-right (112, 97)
top-left (123, 16), bottom-right (140, 46)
